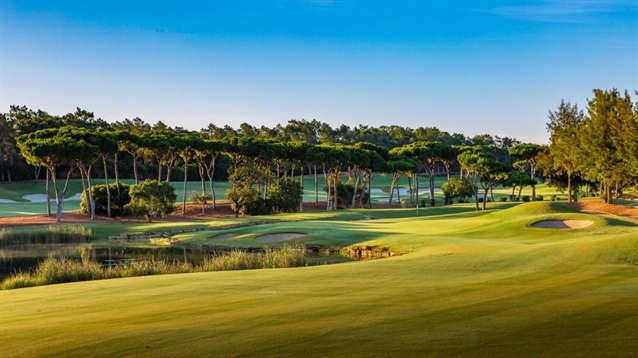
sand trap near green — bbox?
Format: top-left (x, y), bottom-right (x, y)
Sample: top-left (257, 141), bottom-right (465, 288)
top-left (255, 232), bottom-right (306, 242)
top-left (532, 220), bottom-right (593, 228)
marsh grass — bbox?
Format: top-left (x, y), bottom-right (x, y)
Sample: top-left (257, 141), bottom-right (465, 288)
top-left (1, 244), bottom-right (306, 290)
top-left (0, 225), bottom-right (93, 245)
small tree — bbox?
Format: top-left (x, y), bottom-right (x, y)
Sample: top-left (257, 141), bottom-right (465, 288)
top-left (507, 170), bottom-right (537, 201)
top-left (441, 178), bottom-right (475, 204)
top-left (189, 190), bottom-right (213, 214)
top-left (266, 177), bottom-right (304, 213)
top-left (125, 179), bottom-right (176, 222)
top-left (80, 183), bottom-right (131, 216)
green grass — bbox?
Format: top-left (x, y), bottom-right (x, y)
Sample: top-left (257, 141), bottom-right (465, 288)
top-left (1, 201), bottom-right (637, 357)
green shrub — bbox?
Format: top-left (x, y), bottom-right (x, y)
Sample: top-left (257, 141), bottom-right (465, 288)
top-left (498, 197), bottom-right (507, 202)
top-left (441, 178), bottom-right (474, 204)
top-left (126, 180), bottom-right (177, 222)
top-left (267, 177), bottom-right (304, 213)
top-left (81, 183), bottom-right (131, 216)
top-left (550, 195), bottom-right (557, 201)
top-left (522, 195), bottom-right (531, 202)
top-left (535, 195), bottom-right (544, 201)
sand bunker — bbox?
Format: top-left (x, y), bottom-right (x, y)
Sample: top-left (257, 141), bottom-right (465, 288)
top-left (255, 233), bottom-right (306, 242)
top-left (3, 193), bottom-right (83, 203)
top-left (209, 233), bottom-right (239, 240)
top-left (532, 220), bottom-right (593, 229)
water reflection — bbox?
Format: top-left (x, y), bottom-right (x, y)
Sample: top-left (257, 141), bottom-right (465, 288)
top-left (0, 245), bottom-right (207, 281)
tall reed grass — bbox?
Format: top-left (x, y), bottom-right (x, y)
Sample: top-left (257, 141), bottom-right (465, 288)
top-left (0, 225), bottom-right (93, 245)
top-left (1, 244), bottom-right (306, 290)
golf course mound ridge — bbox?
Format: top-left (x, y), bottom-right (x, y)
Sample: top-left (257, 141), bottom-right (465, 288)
top-left (501, 201), bottom-right (578, 216)
top-left (255, 232), bottom-right (306, 242)
top-left (532, 220), bottom-right (593, 229)
top-left (209, 233), bottom-right (239, 240)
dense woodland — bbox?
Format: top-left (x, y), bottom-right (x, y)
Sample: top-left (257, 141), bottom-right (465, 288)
top-left (0, 88), bottom-right (636, 221)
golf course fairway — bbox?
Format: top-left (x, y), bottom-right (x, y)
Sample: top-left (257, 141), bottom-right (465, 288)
top-left (1, 202), bottom-right (637, 357)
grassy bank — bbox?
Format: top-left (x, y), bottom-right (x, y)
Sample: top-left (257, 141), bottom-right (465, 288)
top-left (1, 245), bottom-right (306, 290)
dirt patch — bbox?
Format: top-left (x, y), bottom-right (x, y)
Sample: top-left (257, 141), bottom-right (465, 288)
top-left (209, 232), bottom-right (238, 240)
top-left (532, 220), bottom-right (593, 229)
top-left (255, 233), bottom-right (306, 242)
top-left (568, 201), bottom-right (638, 219)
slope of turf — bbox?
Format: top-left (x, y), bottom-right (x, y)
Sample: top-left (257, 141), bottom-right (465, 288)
top-left (1, 202), bottom-right (637, 357)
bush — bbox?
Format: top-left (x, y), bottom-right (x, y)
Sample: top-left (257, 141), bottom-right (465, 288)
top-left (267, 177), bottom-right (304, 213)
top-left (441, 178), bottom-right (474, 204)
top-left (550, 195), bottom-right (557, 201)
top-left (125, 180), bottom-right (176, 222)
top-left (498, 197), bottom-right (507, 202)
top-left (420, 198), bottom-right (427, 207)
top-left (430, 199), bottom-right (436, 207)
top-left (478, 198), bottom-right (484, 203)
top-left (80, 183), bottom-right (131, 216)
top-left (522, 195), bottom-right (531, 202)
top-left (535, 195), bottom-right (544, 201)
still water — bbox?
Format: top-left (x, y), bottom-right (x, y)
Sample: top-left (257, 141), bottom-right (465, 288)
top-left (0, 245), bottom-right (207, 281)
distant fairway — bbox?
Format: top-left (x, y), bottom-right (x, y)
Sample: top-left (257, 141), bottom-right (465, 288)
top-left (1, 202), bottom-right (637, 357)
top-left (0, 176), bottom-right (559, 217)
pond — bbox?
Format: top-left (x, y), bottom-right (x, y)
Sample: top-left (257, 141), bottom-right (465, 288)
top-left (0, 245), bottom-right (209, 281)
top-left (0, 244), bottom-right (355, 281)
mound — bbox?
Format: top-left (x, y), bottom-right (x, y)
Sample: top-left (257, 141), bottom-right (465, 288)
top-left (532, 220), bottom-right (593, 229)
top-left (209, 233), bottom-right (238, 240)
top-left (255, 233), bottom-right (306, 242)
top-left (500, 202), bottom-right (578, 216)
top-left (569, 201), bottom-right (638, 218)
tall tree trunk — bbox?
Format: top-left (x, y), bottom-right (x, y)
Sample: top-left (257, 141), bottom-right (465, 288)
top-left (567, 172), bottom-right (572, 203)
top-left (182, 161), bottom-right (188, 215)
top-left (414, 173), bottom-right (419, 207)
top-left (351, 173), bottom-right (360, 208)
top-left (102, 156), bottom-right (112, 218)
top-left (133, 155), bottom-right (139, 184)
top-left (46, 170), bottom-right (51, 217)
top-left (333, 171), bottom-right (338, 210)
top-left (388, 174), bottom-right (397, 207)
top-left (114, 152), bottom-right (121, 199)
top-left (78, 165), bottom-right (89, 218)
top-left (324, 171), bottom-right (331, 210)
top-left (87, 167), bottom-right (95, 220)
top-left (314, 165), bottom-right (319, 207)
top-left (299, 164), bottom-right (304, 212)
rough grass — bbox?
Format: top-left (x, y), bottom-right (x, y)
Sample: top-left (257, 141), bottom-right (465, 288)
top-left (0, 225), bottom-right (93, 245)
top-left (1, 245), bottom-right (306, 290)
top-left (1, 202), bottom-right (637, 357)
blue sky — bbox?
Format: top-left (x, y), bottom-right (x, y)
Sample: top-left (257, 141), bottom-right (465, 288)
top-left (1, 0), bottom-right (637, 143)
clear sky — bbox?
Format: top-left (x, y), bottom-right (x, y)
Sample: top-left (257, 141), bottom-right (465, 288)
top-left (1, 0), bottom-right (637, 143)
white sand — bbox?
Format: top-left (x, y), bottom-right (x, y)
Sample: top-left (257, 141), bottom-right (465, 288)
top-left (532, 220), bottom-right (593, 229)
top-left (16, 193), bottom-right (82, 203)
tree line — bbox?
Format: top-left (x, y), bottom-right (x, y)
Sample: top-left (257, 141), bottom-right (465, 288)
top-left (0, 87), bottom-right (636, 221)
